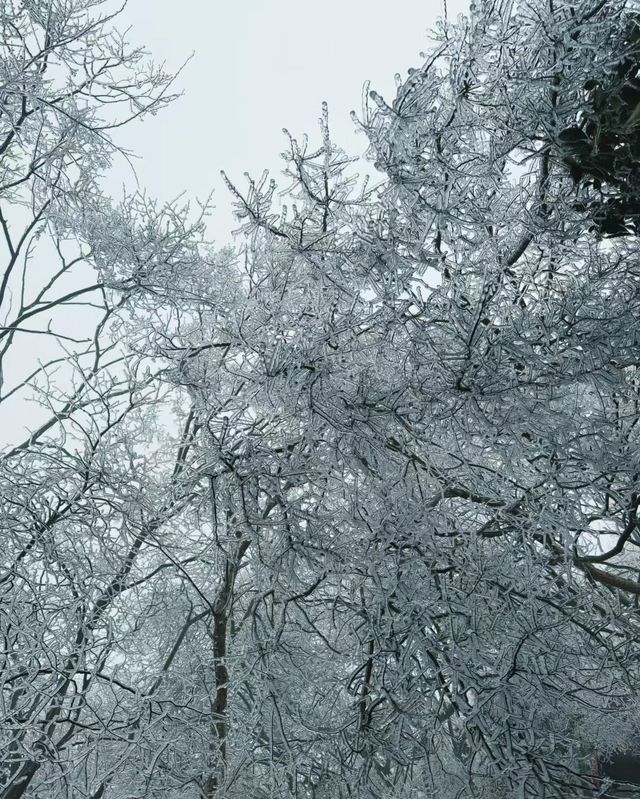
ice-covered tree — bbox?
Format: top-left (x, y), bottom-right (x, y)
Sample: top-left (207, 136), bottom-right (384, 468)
top-left (155, 1), bottom-right (640, 797)
top-left (5, 0), bottom-right (640, 798)
top-left (0, 3), bottom-right (212, 798)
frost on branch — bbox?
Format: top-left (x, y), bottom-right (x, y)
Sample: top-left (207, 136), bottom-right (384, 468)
top-left (5, 1), bottom-right (640, 798)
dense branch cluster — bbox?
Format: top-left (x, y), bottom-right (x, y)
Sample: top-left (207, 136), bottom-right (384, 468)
top-left (557, 11), bottom-right (640, 235)
top-left (2, 1), bottom-right (640, 798)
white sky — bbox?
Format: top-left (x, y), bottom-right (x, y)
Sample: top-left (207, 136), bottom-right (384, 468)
top-left (107, 0), bottom-right (469, 246)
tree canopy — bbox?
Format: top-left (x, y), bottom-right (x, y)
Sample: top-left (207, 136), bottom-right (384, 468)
top-left (3, 0), bottom-right (640, 798)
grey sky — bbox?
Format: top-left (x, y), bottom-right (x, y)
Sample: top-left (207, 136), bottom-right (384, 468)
top-left (108, 0), bottom-right (469, 245)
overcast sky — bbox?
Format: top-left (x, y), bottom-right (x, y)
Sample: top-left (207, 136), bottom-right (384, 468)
top-left (106, 0), bottom-right (469, 246)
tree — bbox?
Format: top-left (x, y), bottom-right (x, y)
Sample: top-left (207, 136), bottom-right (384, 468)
top-left (152, 1), bottom-right (640, 797)
top-left (557, 11), bottom-right (640, 236)
top-left (6, 0), bottom-right (640, 797)
top-left (0, 3), bottom-right (211, 797)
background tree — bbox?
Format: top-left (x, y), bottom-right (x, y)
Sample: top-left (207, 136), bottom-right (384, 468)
top-left (0, 3), bottom-right (212, 798)
top-left (557, 11), bottom-right (640, 236)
